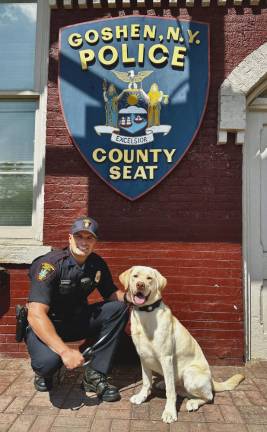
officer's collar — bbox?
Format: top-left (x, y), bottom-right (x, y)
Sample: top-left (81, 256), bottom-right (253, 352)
top-left (134, 298), bottom-right (162, 312)
top-left (64, 248), bottom-right (76, 267)
top-left (66, 248), bottom-right (96, 269)
top-left (66, 248), bottom-right (85, 268)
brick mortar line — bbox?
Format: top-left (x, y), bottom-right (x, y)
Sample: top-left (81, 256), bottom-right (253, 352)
top-left (249, 375), bottom-right (267, 400)
top-left (9, 413), bottom-right (38, 432)
top-left (18, 385), bottom-right (39, 416)
top-left (0, 368), bottom-right (26, 399)
top-left (87, 413), bottom-right (97, 432)
top-left (0, 395), bottom-right (16, 414)
top-left (5, 413), bottom-right (20, 432)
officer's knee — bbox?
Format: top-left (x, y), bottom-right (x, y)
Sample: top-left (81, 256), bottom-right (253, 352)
top-left (115, 299), bottom-right (128, 313)
top-left (106, 300), bottom-right (129, 322)
top-left (115, 301), bottom-right (129, 323)
top-left (31, 351), bottom-right (62, 377)
top-left (121, 302), bottom-right (129, 321)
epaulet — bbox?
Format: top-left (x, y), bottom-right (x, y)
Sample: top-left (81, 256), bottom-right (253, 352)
top-left (31, 248), bottom-right (69, 266)
top-left (89, 252), bottom-right (103, 263)
top-left (46, 248), bottom-right (69, 264)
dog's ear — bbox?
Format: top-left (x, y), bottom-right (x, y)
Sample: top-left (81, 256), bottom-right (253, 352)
top-left (154, 269), bottom-right (167, 291)
top-left (119, 268), bottom-right (133, 290)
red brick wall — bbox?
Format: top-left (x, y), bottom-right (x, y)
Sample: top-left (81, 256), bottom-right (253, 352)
top-left (1, 5), bottom-right (267, 362)
top-left (0, 266), bottom-right (28, 358)
top-left (0, 242), bottom-right (243, 364)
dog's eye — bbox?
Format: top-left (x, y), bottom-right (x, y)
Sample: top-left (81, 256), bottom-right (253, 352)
top-left (147, 276), bottom-right (152, 280)
top-left (133, 275), bottom-right (138, 278)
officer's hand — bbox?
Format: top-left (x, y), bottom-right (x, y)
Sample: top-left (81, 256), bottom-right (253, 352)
top-left (60, 348), bottom-right (85, 370)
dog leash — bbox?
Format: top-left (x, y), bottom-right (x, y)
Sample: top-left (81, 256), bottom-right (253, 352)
top-left (82, 303), bottom-right (130, 367)
top-left (69, 304), bottom-right (130, 411)
top-left (82, 294), bottom-right (162, 366)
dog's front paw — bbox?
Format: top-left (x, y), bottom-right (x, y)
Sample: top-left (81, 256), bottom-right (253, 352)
top-left (186, 399), bottom-right (200, 412)
top-left (130, 392), bottom-right (149, 405)
top-left (161, 408), bottom-right (177, 423)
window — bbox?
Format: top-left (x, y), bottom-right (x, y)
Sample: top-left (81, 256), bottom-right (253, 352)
top-left (0, 101), bottom-right (36, 226)
top-left (0, 1), bottom-right (51, 261)
top-left (0, 2), bottom-right (37, 90)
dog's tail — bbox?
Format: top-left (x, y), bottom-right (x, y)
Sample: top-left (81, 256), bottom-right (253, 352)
top-left (212, 374), bottom-right (245, 392)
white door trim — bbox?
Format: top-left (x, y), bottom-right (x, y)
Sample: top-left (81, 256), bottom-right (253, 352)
top-left (244, 99), bottom-right (267, 360)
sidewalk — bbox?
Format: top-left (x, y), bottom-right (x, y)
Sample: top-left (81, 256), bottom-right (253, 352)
top-left (0, 358), bottom-right (266, 432)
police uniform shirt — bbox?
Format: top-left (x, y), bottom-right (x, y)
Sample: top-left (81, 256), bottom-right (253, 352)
top-left (28, 248), bottom-right (118, 320)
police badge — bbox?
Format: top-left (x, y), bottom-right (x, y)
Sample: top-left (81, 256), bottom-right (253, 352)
top-left (59, 16), bottom-right (209, 200)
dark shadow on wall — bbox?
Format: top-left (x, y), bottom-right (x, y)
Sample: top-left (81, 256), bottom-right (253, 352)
top-left (47, 5), bottom-right (244, 243)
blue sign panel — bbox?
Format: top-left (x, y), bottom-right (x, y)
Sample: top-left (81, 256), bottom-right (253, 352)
top-left (59, 16), bottom-right (209, 200)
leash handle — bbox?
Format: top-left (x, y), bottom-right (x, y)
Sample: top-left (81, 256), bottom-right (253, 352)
top-left (82, 346), bottom-right (94, 367)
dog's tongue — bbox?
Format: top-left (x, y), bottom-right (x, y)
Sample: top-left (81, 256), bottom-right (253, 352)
top-left (134, 293), bottom-right (146, 305)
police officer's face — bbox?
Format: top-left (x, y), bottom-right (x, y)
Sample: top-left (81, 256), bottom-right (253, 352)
top-left (69, 231), bottom-right (97, 259)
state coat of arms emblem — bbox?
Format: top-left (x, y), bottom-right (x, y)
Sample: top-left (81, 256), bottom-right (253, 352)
top-left (95, 70), bottom-right (171, 146)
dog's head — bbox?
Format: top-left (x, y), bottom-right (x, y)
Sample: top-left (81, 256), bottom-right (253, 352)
top-left (119, 266), bottom-right (167, 307)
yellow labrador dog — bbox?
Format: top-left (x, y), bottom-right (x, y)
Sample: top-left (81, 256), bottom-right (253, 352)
top-left (119, 266), bottom-right (244, 424)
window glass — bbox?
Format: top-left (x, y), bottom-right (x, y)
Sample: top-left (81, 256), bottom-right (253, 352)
top-left (0, 2), bottom-right (37, 90)
top-left (0, 100), bottom-right (36, 226)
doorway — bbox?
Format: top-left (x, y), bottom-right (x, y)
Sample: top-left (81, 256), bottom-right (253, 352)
top-left (244, 90), bottom-right (267, 359)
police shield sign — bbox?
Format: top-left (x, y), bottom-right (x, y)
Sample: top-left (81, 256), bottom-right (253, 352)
top-left (59, 17), bottom-right (209, 200)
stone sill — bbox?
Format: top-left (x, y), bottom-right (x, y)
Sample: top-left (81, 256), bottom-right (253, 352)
top-left (0, 244), bottom-right (52, 265)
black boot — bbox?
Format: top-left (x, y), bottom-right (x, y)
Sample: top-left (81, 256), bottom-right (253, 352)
top-left (34, 374), bottom-right (53, 392)
top-left (83, 367), bottom-right (120, 402)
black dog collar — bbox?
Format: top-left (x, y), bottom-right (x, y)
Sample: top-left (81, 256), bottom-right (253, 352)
top-left (135, 299), bottom-right (162, 312)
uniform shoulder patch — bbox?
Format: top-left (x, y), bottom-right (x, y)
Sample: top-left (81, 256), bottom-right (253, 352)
top-left (36, 262), bottom-right (56, 281)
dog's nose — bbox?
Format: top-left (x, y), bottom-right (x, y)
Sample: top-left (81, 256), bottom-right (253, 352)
top-left (136, 281), bottom-right (145, 290)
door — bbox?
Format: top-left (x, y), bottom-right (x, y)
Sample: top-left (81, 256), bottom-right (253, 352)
top-left (245, 97), bottom-right (267, 359)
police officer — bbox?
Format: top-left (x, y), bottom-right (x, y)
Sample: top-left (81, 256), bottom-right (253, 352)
top-left (26, 216), bottom-right (128, 402)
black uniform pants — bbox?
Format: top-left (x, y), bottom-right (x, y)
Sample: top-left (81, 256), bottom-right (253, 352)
top-left (25, 300), bottom-right (129, 377)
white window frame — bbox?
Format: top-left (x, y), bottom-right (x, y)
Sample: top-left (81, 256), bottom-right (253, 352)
top-left (0, 0), bottom-right (51, 263)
